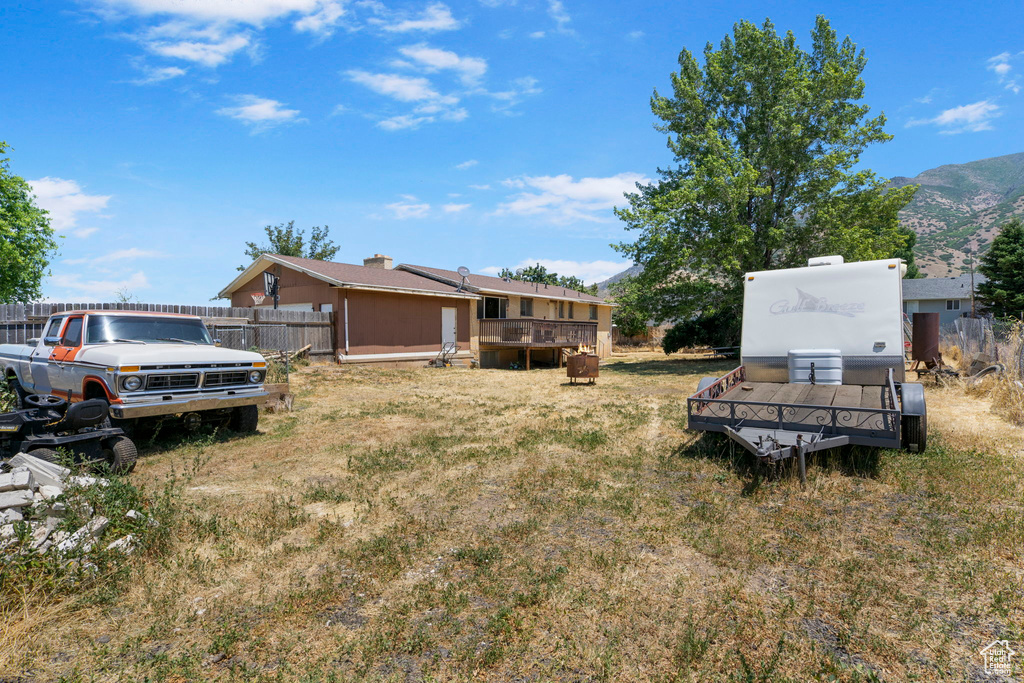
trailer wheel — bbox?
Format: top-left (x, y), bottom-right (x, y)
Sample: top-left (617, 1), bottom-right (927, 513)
top-left (902, 414), bottom-right (927, 453)
top-left (230, 405), bottom-right (259, 433)
top-left (103, 436), bottom-right (138, 474)
top-left (26, 447), bottom-right (61, 464)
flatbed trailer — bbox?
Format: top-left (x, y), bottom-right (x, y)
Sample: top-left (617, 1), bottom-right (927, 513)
top-left (685, 256), bottom-right (927, 484)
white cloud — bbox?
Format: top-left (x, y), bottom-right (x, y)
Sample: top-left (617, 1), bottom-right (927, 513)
top-left (216, 94), bottom-right (303, 131)
top-left (906, 100), bottom-right (1002, 133)
top-left (530, 31), bottom-right (545, 39)
top-left (27, 177), bottom-right (111, 233)
top-left (293, 1), bottom-right (346, 36)
top-left (480, 258), bottom-right (630, 284)
top-left (48, 271), bottom-right (149, 300)
top-left (347, 70), bottom-right (445, 102)
top-left (386, 198), bottom-right (431, 218)
top-left (96, 0), bottom-right (335, 24)
top-left (469, 184), bottom-right (491, 190)
top-left (547, 0), bottom-right (572, 34)
top-left (456, 159), bottom-right (478, 169)
top-left (106, 247), bottom-right (164, 260)
top-left (73, 227), bottom-right (100, 239)
top-left (378, 3), bottom-right (460, 32)
top-left (131, 64), bottom-right (187, 84)
top-left (398, 43), bottom-right (487, 85)
top-left (488, 76), bottom-right (542, 111)
top-left (442, 203), bottom-right (470, 213)
top-left (987, 51), bottom-right (1022, 94)
top-left (139, 22), bottom-right (255, 67)
top-left (626, 30), bottom-right (644, 40)
top-left (495, 172), bottom-right (649, 223)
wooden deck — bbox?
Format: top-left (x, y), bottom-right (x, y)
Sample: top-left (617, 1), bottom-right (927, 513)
top-left (698, 381), bottom-right (891, 431)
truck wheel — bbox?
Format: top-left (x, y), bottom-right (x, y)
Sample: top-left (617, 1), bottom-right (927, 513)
top-left (6, 376), bottom-right (26, 408)
top-left (104, 436), bottom-right (138, 474)
top-left (230, 405), bottom-right (259, 433)
top-left (902, 414), bottom-right (927, 453)
top-left (27, 447), bottom-right (61, 464)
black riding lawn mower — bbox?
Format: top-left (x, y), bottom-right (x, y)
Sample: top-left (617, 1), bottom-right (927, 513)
top-left (0, 394), bottom-right (137, 474)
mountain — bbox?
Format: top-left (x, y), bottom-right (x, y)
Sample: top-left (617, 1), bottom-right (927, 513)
top-left (596, 152), bottom-right (1024, 292)
top-left (891, 151), bottom-right (1024, 276)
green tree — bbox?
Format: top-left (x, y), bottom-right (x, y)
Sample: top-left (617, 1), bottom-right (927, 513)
top-left (498, 263), bottom-right (598, 295)
top-left (0, 142), bottom-right (59, 303)
top-left (896, 226), bottom-right (922, 279)
top-left (977, 218), bottom-right (1024, 318)
top-left (609, 277), bottom-right (653, 337)
top-left (238, 221), bottom-right (339, 270)
top-left (613, 17), bottom-right (916, 326)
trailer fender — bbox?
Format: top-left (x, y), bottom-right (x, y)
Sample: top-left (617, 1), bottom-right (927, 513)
top-left (697, 376), bottom-right (719, 393)
top-left (900, 382), bottom-right (926, 416)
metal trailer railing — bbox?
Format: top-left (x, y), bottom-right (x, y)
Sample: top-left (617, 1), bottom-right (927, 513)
top-left (686, 366), bottom-right (903, 484)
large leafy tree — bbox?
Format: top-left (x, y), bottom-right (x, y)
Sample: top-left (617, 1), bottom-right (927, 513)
top-left (613, 17), bottom-right (917, 329)
top-left (977, 218), bottom-right (1024, 318)
top-left (0, 142), bottom-right (59, 303)
top-left (238, 221), bottom-right (339, 270)
top-left (497, 263), bottom-right (598, 295)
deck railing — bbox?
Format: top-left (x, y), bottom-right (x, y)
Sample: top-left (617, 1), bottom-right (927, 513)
top-left (479, 318), bottom-right (597, 347)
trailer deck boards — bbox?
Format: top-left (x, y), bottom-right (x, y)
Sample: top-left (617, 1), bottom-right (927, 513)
top-left (696, 380), bottom-right (890, 431)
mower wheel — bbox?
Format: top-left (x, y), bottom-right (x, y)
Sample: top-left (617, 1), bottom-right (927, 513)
top-left (104, 436), bottom-right (138, 474)
top-left (26, 447), bottom-right (61, 464)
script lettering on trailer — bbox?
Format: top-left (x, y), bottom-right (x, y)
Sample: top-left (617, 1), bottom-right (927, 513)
top-left (769, 288), bottom-right (866, 318)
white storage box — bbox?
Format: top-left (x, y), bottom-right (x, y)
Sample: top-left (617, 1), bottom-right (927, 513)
top-left (788, 349), bottom-right (842, 385)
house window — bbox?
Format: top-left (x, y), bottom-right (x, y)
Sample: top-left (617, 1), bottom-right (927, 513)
top-left (478, 296), bottom-right (508, 319)
top-left (568, 302), bottom-right (574, 319)
top-left (589, 305), bottom-right (598, 321)
top-left (558, 301), bottom-right (565, 318)
top-left (946, 299), bottom-right (961, 311)
top-left (520, 298), bottom-right (533, 317)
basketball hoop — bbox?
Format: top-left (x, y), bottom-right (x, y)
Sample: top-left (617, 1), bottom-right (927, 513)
top-left (251, 292), bottom-right (266, 306)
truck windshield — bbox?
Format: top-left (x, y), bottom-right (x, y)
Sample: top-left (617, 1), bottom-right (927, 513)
top-left (85, 316), bottom-right (214, 345)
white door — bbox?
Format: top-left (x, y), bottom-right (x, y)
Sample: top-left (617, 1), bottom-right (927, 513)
top-left (441, 307), bottom-right (457, 346)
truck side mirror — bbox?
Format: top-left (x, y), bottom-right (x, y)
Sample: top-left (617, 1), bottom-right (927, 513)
top-left (213, 338), bottom-right (222, 347)
top-left (43, 336), bottom-right (63, 347)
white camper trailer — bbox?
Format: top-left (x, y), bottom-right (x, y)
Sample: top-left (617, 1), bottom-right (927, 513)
top-left (687, 256), bottom-right (926, 484)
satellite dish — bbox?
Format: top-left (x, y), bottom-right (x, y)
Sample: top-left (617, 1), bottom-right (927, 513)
top-left (457, 266), bottom-right (470, 277)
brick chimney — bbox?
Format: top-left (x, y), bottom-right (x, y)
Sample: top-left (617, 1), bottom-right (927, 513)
top-left (363, 254), bottom-right (393, 269)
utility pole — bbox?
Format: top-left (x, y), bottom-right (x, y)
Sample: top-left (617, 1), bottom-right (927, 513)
top-left (968, 243), bottom-right (976, 318)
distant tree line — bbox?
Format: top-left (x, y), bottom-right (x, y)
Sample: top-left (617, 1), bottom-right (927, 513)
top-left (497, 263), bottom-right (598, 296)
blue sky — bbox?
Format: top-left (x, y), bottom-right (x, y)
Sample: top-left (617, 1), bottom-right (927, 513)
top-left (3, 0), bottom-right (1023, 303)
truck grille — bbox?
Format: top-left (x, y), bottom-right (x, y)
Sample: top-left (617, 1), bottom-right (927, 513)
top-left (204, 370), bottom-right (248, 388)
top-left (147, 374), bottom-right (199, 390)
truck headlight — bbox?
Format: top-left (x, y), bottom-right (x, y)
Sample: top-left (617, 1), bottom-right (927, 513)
top-left (122, 375), bottom-right (144, 391)
top-left (248, 370), bottom-right (263, 383)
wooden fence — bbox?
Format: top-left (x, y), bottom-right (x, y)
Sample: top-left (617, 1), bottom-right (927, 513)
top-left (0, 303), bottom-right (334, 356)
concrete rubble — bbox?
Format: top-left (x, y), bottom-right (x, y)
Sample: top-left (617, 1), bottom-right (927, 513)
top-left (0, 452), bottom-right (150, 563)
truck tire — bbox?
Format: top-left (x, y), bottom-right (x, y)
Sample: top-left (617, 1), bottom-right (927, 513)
top-left (6, 376), bottom-right (26, 408)
top-left (26, 447), bottom-right (60, 464)
top-left (902, 414), bottom-right (927, 453)
top-left (104, 436), bottom-right (138, 474)
top-left (230, 405), bottom-right (259, 433)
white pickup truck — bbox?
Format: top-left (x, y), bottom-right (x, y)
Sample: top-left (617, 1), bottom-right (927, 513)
top-left (0, 310), bottom-right (268, 433)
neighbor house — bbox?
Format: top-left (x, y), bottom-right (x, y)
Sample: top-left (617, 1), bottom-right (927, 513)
top-left (902, 273), bottom-right (986, 325)
top-left (396, 265), bottom-right (613, 368)
top-left (218, 254), bottom-right (614, 368)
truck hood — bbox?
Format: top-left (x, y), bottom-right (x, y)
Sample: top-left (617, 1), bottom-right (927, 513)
top-left (77, 344), bottom-right (266, 367)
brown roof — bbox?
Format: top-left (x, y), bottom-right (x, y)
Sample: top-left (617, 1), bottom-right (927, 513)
top-left (397, 264), bottom-right (608, 304)
top-left (220, 254), bottom-right (474, 299)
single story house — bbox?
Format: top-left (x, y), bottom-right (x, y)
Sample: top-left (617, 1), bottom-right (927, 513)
top-left (902, 273), bottom-right (986, 326)
top-left (218, 254), bottom-right (614, 368)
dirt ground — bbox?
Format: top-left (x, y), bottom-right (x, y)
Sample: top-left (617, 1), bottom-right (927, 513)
top-left (2, 351), bottom-right (1023, 682)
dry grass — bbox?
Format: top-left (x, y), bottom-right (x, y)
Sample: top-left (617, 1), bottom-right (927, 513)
top-left (2, 352), bottom-right (1023, 682)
